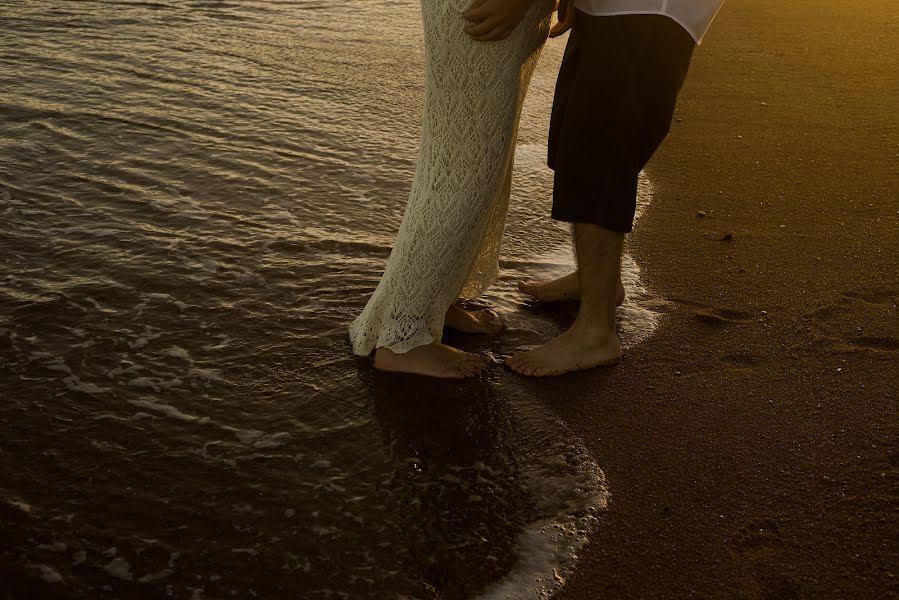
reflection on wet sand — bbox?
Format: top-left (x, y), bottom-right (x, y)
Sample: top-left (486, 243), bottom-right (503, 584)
top-left (368, 369), bottom-right (609, 600)
top-left (371, 375), bottom-right (528, 597)
top-left (1, 1), bottom-right (644, 597)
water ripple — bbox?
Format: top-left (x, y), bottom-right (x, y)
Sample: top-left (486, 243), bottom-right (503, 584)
top-left (1, 1), bottom-right (665, 598)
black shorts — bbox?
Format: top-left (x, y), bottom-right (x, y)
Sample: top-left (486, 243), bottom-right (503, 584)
top-left (548, 12), bottom-right (696, 233)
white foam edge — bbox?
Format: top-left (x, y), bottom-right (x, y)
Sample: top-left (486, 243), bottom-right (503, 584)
top-left (474, 439), bottom-right (609, 600)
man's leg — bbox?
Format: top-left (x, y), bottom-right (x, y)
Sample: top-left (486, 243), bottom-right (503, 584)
top-left (507, 223), bottom-right (623, 376)
top-left (507, 14), bottom-right (695, 376)
top-left (517, 268), bottom-right (625, 305)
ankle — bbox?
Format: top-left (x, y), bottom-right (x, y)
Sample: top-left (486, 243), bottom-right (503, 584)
top-left (570, 317), bottom-right (617, 343)
top-left (373, 346), bottom-right (394, 364)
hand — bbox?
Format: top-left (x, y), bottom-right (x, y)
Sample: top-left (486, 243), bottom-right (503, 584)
top-left (463, 0), bottom-right (533, 41)
top-left (549, 0), bottom-right (575, 38)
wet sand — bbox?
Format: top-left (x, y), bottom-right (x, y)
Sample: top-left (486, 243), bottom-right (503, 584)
top-left (1, 0), bottom-right (894, 597)
top-left (549, 0), bottom-right (898, 597)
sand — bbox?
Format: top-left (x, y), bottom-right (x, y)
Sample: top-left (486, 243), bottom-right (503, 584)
top-left (545, 0), bottom-right (898, 597)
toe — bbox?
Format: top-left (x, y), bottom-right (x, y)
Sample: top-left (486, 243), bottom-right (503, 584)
top-left (508, 355), bottom-right (532, 376)
top-left (518, 281), bottom-right (539, 297)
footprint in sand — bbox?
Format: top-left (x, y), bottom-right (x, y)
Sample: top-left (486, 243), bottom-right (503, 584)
top-left (721, 351), bottom-right (763, 366)
top-left (841, 289), bottom-right (899, 306)
top-left (692, 307), bottom-right (757, 326)
top-left (845, 335), bottom-right (899, 352)
top-left (804, 287), bottom-right (898, 353)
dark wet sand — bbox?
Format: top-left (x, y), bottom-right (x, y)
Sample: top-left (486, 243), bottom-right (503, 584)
top-left (552, 0), bottom-right (898, 597)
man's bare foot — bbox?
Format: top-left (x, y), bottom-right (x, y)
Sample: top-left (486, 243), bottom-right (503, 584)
top-left (505, 325), bottom-right (622, 377)
top-left (518, 271), bottom-right (625, 306)
top-left (374, 342), bottom-right (490, 379)
top-left (445, 304), bottom-right (504, 335)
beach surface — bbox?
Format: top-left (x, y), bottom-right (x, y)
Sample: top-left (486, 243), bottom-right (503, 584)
top-left (0, 0), bottom-right (895, 598)
top-left (552, 0), bottom-right (898, 597)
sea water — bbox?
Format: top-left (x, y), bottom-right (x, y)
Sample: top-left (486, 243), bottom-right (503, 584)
top-left (0, 1), bottom-right (664, 597)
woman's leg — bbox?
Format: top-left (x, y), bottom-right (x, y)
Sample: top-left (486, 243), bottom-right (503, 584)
top-left (349, 0), bottom-right (552, 377)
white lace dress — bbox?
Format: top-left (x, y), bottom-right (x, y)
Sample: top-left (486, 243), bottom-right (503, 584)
top-left (349, 0), bottom-right (553, 355)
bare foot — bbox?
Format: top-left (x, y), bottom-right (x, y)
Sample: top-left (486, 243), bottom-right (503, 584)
top-left (445, 304), bottom-right (504, 335)
top-left (518, 271), bottom-right (625, 306)
top-left (505, 325), bottom-right (622, 377)
top-left (374, 342), bottom-right (490, 379)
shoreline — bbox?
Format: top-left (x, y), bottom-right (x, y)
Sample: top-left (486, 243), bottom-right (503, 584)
top-left (552, 0), bottom-right (898, 597)
top-left (0, 0), bottom-right (893, 597)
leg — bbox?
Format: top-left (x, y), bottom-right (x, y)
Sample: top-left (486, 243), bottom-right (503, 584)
top-left (506, 223), bottom-right (623, 376)
top-left (444, 144), bottom-right (513, 336)
top-left (508, 14), bottom-right (695, 377)
top-left (518, 227), bottom-right (584, 302)
top-left (517, 221), bottom-right (625, 301)
top-left (517, 268), bottom-right (625, 305)
top-left (350, 0), bottom-right (553, 377)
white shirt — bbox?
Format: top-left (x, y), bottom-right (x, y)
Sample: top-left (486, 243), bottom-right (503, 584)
top-left (572, 0), bottom-right (726, 44)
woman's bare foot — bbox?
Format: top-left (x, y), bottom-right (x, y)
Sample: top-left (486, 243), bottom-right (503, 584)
top-left (445, 304), bottom-right (504, 335)
top-left (518, 271), bottom-right (625, 306)
top-left (505, 324), bottom-right (622, 377)
top-left (374, 342), bottom-right (490, 379)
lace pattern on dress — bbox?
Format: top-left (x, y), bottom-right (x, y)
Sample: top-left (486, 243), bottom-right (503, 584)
top-left (349, 0), bottom-right (553, 355)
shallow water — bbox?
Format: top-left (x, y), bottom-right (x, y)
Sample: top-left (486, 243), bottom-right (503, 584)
top-left (1, 2), bottom-right (664, 598)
